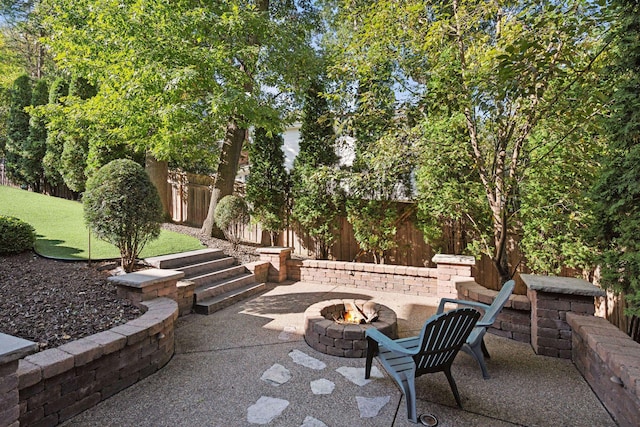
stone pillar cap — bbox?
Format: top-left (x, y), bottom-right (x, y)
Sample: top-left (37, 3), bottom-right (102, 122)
top-left (0, 332), bottom-right (38, 364)
top-left (521, 274), bottom-right (605, 297)
top-left (432, 254), bottom-right (475, 266)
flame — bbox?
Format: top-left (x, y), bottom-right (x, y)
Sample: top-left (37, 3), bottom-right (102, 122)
top-left (343, 310), bottom-right (355, 323)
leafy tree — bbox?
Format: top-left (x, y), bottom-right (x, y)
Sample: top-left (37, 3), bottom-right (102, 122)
top-left (246, 127), bottom-right (289, 246)
top-left (40, 76), bottom-right (68, 192)
top-left (23, 78), bottom-right (48, 192)
top-left (5, 74), bottom-right (31, 186)
top-left (83, 159), bottom-right (163, 272)
top-left (345, 131), bottom-right (417, 264)
top-left (591, 0), bottom-right (640, 315)
top-left (38, 0), bottom-right (320, 233)
top-left (329, 0), bottom-right (609, 283)
top-left (214, 195), bottom-right (250, 250)
top-left (291, 80), bottom-right (342, 259)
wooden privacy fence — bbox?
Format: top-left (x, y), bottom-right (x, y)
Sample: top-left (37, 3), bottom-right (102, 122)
top-left (167, 172), bottom-right (510, 289)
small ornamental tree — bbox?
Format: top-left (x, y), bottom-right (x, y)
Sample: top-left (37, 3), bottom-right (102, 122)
top-left (83, 159), bottom-right (163, 272)
top-left (5, 74), bottom-right (31, 186)
top-left (214, 195), bottom-right (249, 250)
top-left (245, 127), bottom-right (289, 246)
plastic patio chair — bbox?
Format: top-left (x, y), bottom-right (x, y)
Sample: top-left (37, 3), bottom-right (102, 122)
top-left (436, 279), bottom-right (516, 379)
top-left (365, 308), bottom-right (481, 423)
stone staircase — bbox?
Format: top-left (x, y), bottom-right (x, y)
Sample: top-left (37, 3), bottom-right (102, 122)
top-left (145, 248), bottom-right (266, 315)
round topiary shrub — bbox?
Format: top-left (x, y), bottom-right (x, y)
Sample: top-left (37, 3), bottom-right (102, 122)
top-left (214, 195), bottom-right (249, 250)
top-left (83, 159), bottom-right (163, 272)
top-left (0, 216), bottom-right (36, 255)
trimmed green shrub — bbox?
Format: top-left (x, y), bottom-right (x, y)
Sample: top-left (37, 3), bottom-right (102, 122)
top-left (0, 216), bottom-right (36, 254)
top-left (83, 159), bottom-right (163, 272)
top-left (214, 195), bottom-right (249, 250)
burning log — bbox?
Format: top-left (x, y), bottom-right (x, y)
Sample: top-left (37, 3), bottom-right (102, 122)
top-left (334, 300), bottom-right (380, 324)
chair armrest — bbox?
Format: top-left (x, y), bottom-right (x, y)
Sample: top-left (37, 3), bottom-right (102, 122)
top-left (365, 329), bottom-right (417, 356)
top-left (437, 298), bottom-right (490, 314)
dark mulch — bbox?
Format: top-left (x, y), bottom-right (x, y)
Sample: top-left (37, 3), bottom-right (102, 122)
top-left (0, 252), bottom-right (142, 350)
top-left (0, 223), bottom-right (260, 351)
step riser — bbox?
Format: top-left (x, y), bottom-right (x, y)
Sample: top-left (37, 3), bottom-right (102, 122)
top-left (146, 249), bottom-right (225, 269)
top-left (178, 258), bottom-right (236, 277)
top-left (194, 284), bottom-right (266, 315)
top-left (195, 274), bottom-right (256, 302)
top-left (190, 266), bottom-right (249, 288)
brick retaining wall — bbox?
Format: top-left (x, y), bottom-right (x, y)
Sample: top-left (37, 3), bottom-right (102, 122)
top-left (567, 312), bottom-right (640, 427)
top-left (455, 281), bottom-right (532, 343)
top-left (16, 298), bottom-right (177, 426)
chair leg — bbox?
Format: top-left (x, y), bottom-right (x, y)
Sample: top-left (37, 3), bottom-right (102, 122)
top-left (365, 337), bottom-right (378, 379)
top-left (481, 338), bottom-right (491, 358)
top-left (462, 343), bottom-right (490, 379)
top-left (444, 368), bottom-right (463, 408)
top-left (401, 375), bottom-right (418, 423)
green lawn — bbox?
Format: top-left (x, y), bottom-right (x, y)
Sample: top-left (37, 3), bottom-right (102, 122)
top-left (0, 186), bottom-right (204, 260)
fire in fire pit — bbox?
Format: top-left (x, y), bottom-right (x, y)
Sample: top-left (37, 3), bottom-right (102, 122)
top-left (334, 300), bottom-right (379, 325)
top-left (304, 299), bottom-right (398, 357)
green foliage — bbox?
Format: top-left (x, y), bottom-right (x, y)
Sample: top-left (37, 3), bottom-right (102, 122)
top-left (345, 131), bottom-right (417, 263)
top-left (83, 159), bottom-right (163, 272)
top-left (591, 0), bottom-right (640, 316)
top-left (292, 165), bottom-right (344, 259)
top-left (291, 80), bottom-right (341, 259)
top-left (0, 215), bottom-right (35, 254)
top-left (328, 0), bottom-right (609, 282)
top-left (245, 127), bottom-right (289, 245)
top-left (214, 195), bottom-right (249, 250)
top-left (23, 79), bottom-right (49, 192)
top-left (5, 74), bottom-right (31, 186)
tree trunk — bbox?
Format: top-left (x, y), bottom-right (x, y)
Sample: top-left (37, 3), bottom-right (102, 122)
top-left (201, 120), bottom-right (247, 236)
top-left (145, 153), bottom-right (170, 219)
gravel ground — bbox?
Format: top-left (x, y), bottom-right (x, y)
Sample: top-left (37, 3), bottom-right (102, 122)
top-left (0, 223), bottom-right (259, 350)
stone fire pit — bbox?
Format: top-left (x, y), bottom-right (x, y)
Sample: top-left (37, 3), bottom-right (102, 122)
top-left (303, 299), bottom-right (398, 358)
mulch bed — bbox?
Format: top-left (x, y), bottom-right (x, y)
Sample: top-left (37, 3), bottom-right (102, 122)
top-left (0, 223), bottom-right (260, 351)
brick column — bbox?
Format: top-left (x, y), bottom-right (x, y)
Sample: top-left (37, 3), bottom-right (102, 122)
top-left (521, 274), bottom-right (605, 359)
top-left (0, 333), bottom-right (38, 427)
top-left (432, 254), bottom-right (475, 299)
top-left (108, 269), bottom-right (185, 307)
top-left (257, 247), bottom-right (292, 283)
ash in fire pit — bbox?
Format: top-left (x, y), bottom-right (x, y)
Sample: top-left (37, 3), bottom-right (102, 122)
top-left (304, 299), bottom-right (398, 358)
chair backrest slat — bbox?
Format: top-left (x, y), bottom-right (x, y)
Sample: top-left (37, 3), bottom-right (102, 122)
top-left (414, 308), bottom-right (480, 374)
top-left (481, 280), bottom-right (516, 324)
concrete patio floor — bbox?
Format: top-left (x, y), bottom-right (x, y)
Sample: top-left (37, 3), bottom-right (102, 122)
top-left (62, 281), bottom-right (617, 426)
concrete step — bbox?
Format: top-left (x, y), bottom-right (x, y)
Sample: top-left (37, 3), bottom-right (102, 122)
top-left (194, 282), bottom-right (267, 315)
top-left (189, 265), bottom-right (250, 289)
top-left (145, 248), bottom-right (225, 269)
top-left (176, 257), bottom-right (236, 278)
top-left (194, 272), bottom-right (256, 302)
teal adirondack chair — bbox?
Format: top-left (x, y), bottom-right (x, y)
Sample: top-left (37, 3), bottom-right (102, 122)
top-left (437, 280), bottom-right (516, 379)
top-left (365, 308), bottom-right (481, 423)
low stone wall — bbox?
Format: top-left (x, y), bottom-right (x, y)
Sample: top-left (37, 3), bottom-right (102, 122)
top-left (455, 280), bottom-right (532, 343)
top-left (16, 298), bottom-right (178, 427)
top-left (284, 254), bottom-right (475, 299)
top-left (567, 312), bottom-right (640, 427)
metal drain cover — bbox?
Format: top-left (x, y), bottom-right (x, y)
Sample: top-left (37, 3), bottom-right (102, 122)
top-left (419, 413), bottom-right (438, 426)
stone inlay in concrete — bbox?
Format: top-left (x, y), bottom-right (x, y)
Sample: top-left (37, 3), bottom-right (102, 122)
top-left (278, 326), bottom-right (297, 341)
top-left (260, 363), bottom-right (292, 386)
top-left (310, 378), bottom-right (335, 395)
top-left (356, 395), bottom-right (391, 418)
top-left (288, 349), bottom-right (326, 370)
top-left (336, 366), bottom-right (383, 386)
top-left (247, 396), bottom-right (290, 424)
top-left (300, 415), bottom-right (328, 426)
